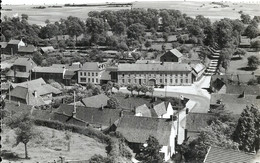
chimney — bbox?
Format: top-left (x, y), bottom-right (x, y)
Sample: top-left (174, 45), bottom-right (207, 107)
top-left (17, 101), bottom-right (20, 106)
top-left (34, 90), bottom-right (37, 98)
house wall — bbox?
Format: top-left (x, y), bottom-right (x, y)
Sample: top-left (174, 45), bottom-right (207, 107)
top-left (117, 71), bottom-right (192, 86)
top-left (5, 44), bottom-right (18, 55)
top-left (78, 70), bottom-right (103, 85)
top-left (9, 96), bottom-right (27, 104)
top-left (32, 72), bottom-right (64, 83)
top-left (162, 102), bottom-right (175, 119)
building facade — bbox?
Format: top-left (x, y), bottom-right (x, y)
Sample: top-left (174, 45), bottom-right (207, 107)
top-left (78, 62), bottom-right (106, 85)
top-left (117, 63), bottom-right (193, 86)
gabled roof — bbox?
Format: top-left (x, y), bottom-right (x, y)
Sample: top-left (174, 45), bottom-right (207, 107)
top-left (0, 42), bottom-right (8, 48)
top-left (81, 94), bottom-right (109, 108)
top-left (226, 84), bottom-right (260, 95)
top-left (8, 40), bottom-right (21, 45)
top-left (12, 78), bottom-right (46, 89)
top-left (192, 63), bottom-right (205, 74)
top-left (6, 70), bottom-right (30, 78)
top-left (13, 57), bottom-right (36, 66)
top-left (33, 66), bottom-right (64, 73)
top-left (186, 113), bottom-right (214, 132)
top-left (168, 49), bottom-right (183, 58)
top-left (40, 46), bottom-right (55, 53)
top-left (64, 70), bottom-right (77, 79)
top-left (18, 45), bottom-right (36, 53)
top-left (210, 93), bottom-right (260, 115)
top-left (80, 62), bottom-right (102, 71)
top-left (117, 63), bottom-right (192, 72)
top-left (135, 104), bottom-right (151, 117)
top-left (54, 104), bottom-right (134, 128)
top-left (204, 146), bottom-right (255, 163)
top-left (211, 74), bottom-right (256, 85)
top-left (116, 115), bottom-right (173, 146)
top-left (153, 102), bottom-right (167, 117)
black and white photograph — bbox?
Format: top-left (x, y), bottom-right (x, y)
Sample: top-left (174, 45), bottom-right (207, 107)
top-left (1, 0), bottom-right (260, 162)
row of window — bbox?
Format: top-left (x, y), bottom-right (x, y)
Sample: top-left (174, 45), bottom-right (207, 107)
top-left (121, 78), bottom-right (189, 84)
top-left (80, 72), bottom-right (98, 77)
top-left (121, 73), bottom-right (189, 77)
top-left (80, 77), bottom-right (98, 83)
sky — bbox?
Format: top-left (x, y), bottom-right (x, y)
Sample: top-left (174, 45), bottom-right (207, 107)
top-left (3, 0), bottom-right (260, 5)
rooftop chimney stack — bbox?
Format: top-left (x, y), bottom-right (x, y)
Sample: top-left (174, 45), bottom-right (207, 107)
top-left (34, 90), bottom-right (37, 98)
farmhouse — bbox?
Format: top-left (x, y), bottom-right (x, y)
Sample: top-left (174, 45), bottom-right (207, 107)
top-left (4, 39), bottom-right (26, 55)
top-left (18, 45), bottom-right (37, 55)
top-left (32, 66), bottom-right (65, 83)
top-left (160, 49), bottom-right (183, 62)
top-left (117, 62), bottom-right (195, 86)
top-left (115, 115), bottom-right (176, 161)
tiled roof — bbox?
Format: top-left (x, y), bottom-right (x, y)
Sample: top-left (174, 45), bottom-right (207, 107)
top-left (40, 46), bottom-right (55, 53)
top-left (210, 93), bottom-right (260, 115)
top-left (186, 113), bottom-right (214, 132)
top-left (8, 40), bottom-right (21, 44)
top-left (6, 70), bottom-right (30, 78)
top-left (12, 78), bottom-right (46, 89)
top-left (33, 66), bottom-right (64, 73)
top-left (204, 146), bottom-right (255, 163)
top-left (18, 45), bottom-right (36, 53)
top-left (153, 102), bottom-right (167, 117)
top-left (135, 104), bottom-right (152, 117)
top-left (81, 94), bottom-right (109, 108)
top-left (54, 104), bottom-right (134, 128)
top-left (168, 49), bottom-right (183, 58)
top-left (116, 115), bottom-right (173, 146)
top-left (13, 57), bottom-right (36, 66)
top-left (117, 63), bottom-right (191, 72)
top-left (0, 42), bottom-right (8, 48)
top-left (226, 84), bottom-right (260, 95)
top-left (80, 62), bottom-right (101, 71)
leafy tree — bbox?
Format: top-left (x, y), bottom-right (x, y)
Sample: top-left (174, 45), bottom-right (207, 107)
top-left (66, 16), bottom-right (85, 43)
top-left (233, 105), bottom-right (260, 152)
top-left (113, 83), bottom-right (120, 91)
top-left (112, 21), bottom-right (126, 36)
top-left (86, 83), bottom-right (96, 90)
top-left (144, 41), bottom-right (152, 50)
top-left (247, 55), bottom-right (260, 69)
top-left (136, 136), bottom-right (163, 163)
top-left (233, 48), bottom-right (246, 58)
top-left (107, 97), bottom-right (120, 109)
top-left (220, 48), bottom-right (234, 72)
top-left (134, 84), bottom-right (142, 95)
top-left (93, 86), bottom-right (101, 95)
top-left (32, 51), bottom-right (44, 65)
top-left (127, 23), bottom-right (145, 41)
top-left (148, 87), bottom-right (154, 97)
top-left (247, 78), bottom-right (258, 85)
top-left (251, 40), bottom-right (260, 51)
top-left (213, 19), bottom-right (233, 48)
top-left (6, 113), bottom-right (36, 159)
top-left (240, 14), bottom-right (251, 24)
top-left (21, 14), bottom-right (29, 20)
top-left (127, 84), bottom-right (135, 95)
top-left (89, 154), bottom-right (113, 163)
top-left (244, 24), bottom-right (259, 39)
top-left (140, 85), bottom-right (149, 95)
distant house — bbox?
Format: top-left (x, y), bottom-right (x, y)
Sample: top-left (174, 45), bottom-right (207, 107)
top-left (6, 57), bottom-right (37, 83)
top-left (210, 93), bottom-right (260, 115)
top-left (18, 45), bottom-right (37, 55)
top-left (239, 36), bottom-right (251, 48)
top-left (9, 78), bottom-right (62, 105)
top-left (5, 39), bottom-right (26, 55)
top-left (52, 104), bottom-right (134, 130)
top-left (78, 62), bottom-right (107, 85)
top-left (81, 94), bottom-right (109, 108)
top-left (203, 146), bottom-right (255, 163)
top-left (135, 104), bottom-right (151, 117)
top-left (152, 102), bottom-right (175, 119)
top-left (0, 42), bottom-right (8, 54)
top-left (32, 66), bottom-right (65, 83)
top-left (191, 63), bottom-right (206, 81)
top-left (160, 49), bottom-right (183, 62)
top-left (40, 46), bottom-right (55, 54)
top-left (115, 116), bottom-right (176, 161)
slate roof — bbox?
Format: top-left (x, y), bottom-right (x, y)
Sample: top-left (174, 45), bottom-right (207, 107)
top-left (8, 40), bottom-right (21, 44)
top-left (186, 113), bottom-right (214, 132)
top-left (117, 63), bottom-right (191, 72)
top-left (210, 93), bottom-right (260, 115)
top-left (226, 84), bottom-right (260, 96)
top-left (204, 146), bottom-right (255, 163)
top-left (81, 94), bottom-right (109, 108)
top-left (33, 66), bottom-right (64, 73)
top-left (135, 104), bottom-right (151, 117)
top-left (0, 42), bottom-right (8, 48)
top-left (80, 62), bottom-right (101, 71)
top-left (18, 45), bottom-right (36, 53)
top-left (13, 57), bottom-right (36, 66)
top-left (116, 115), bottom-right (173, 146)
top-left (153, 102), bottom-right (167, 117)
top-left (53, 104), bottom-right (134, 128)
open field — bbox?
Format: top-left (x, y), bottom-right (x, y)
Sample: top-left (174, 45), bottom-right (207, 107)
top-left (227, 51), bottom-right (260, 75)
top-left (1, 125), bottom-right (107, 163)
top-left (2, 1), bottom-right (260, 25)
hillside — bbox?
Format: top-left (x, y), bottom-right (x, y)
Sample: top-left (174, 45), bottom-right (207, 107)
top-left (1, 125), bottom-right (107, 163)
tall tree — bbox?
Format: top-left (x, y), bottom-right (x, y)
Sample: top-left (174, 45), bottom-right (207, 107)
top-left (127, 84), bottom-right (135, 96)
top-left (240, 14), bottom-right (251, 24)
top-left (247, 55), bottom-right (260, 69)
top-left (244, 24), bottom-right (259, 39)
top-left (127, 23), bottom-right (145, 41)
top-left (66, 16), bottom-right (85, 43)
top-left (112, 21), bottom-right (126, 36)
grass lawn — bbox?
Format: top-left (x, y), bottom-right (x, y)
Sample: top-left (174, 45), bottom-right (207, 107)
top-left (226, 51), bottom-right (260, 75)
top-left (1, 125), bottom-right (107, 163)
